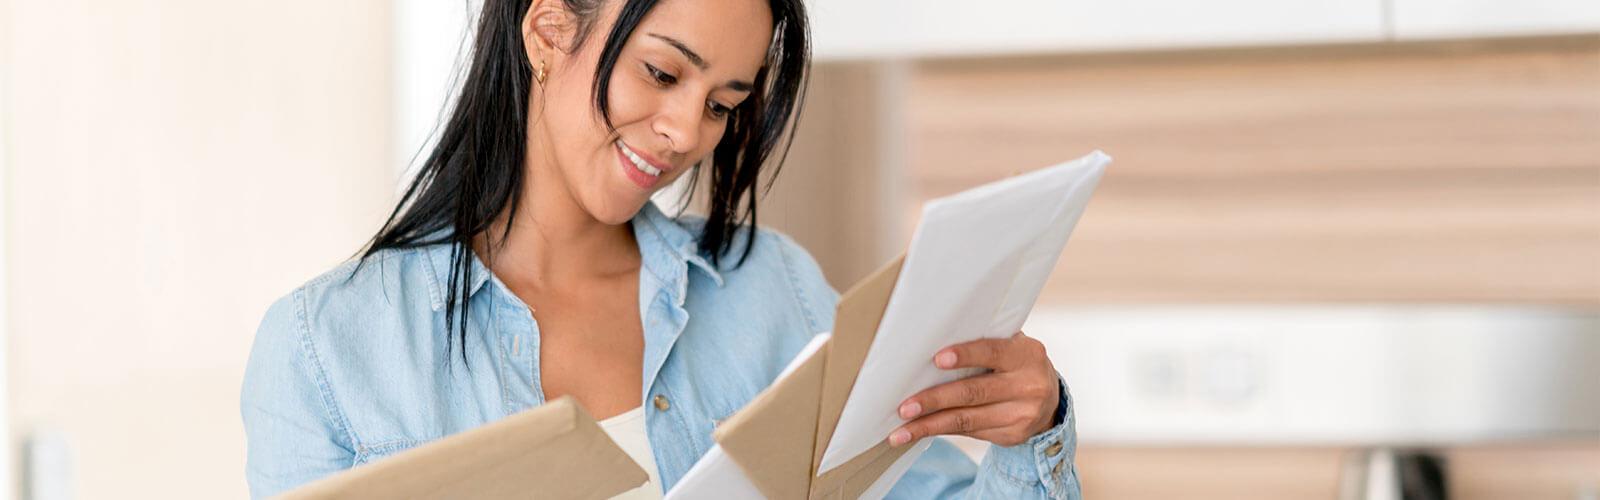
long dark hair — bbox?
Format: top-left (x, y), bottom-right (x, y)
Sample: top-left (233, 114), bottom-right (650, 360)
top-left (358, 0), bottom-right (810, 364)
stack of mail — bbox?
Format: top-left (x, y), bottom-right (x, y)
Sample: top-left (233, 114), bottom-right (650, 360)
top-left (672, 151), bottom-right (1110, 499)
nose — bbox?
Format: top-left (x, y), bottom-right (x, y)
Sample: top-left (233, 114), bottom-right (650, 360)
top-left (652, 94), bottom-right (702, 155)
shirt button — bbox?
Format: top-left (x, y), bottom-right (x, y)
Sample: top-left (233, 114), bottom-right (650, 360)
top-left (1052, 458), bottom-right (1064, 475)
top-left (1046, 441), bottom-right (1063, 457)
top-left (653, 394), bottom-right (670, 411)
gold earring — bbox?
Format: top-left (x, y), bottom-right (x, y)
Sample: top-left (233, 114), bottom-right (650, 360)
top-left (535, 60), bottom-right (548, 86)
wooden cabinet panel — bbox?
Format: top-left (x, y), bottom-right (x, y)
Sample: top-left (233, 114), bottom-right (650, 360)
top-left (906, 39), bottom-right (1600, 304)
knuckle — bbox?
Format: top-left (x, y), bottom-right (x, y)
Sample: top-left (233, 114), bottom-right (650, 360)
top-left (987, 341), bottom-right (1006, 360)
top-left (1025, 380), bottom-right (1050, 400)
top-left (1019, 336), bottom-right (1044, 356)
top-left (1010, 407), bottom-right (1035, 426)
top-left (962, 382), bottom-right (986, 405)
top-left (952, 413), bottom-right (975, 433)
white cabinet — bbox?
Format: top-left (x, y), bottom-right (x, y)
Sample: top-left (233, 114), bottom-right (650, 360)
top-left (809, 0), bottom-right (1387, 60)
top-left (1391, 0), bottom-right (1600, 39)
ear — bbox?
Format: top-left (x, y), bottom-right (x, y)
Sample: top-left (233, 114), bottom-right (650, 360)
top-left (522, 0), bottom-right (578, 65)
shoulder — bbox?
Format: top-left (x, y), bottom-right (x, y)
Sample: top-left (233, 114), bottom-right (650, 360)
top-left (298, 246), bottom-right (435, 313)
top-left (243, 247), bottom-right (445, 497)
top-left (252, 246), bottom-right (442, 357)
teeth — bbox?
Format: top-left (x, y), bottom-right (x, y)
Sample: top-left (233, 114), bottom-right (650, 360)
top-left (617, 140), bottom-right (662, 177)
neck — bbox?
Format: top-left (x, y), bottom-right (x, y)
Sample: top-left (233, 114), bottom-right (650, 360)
top-left (476, 156), bottom-right (641, 291)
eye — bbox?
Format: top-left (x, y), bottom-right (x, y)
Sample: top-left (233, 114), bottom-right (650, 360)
top-left (707, 100), bottom-right (734, 120)
top-left (644, 63), bottom-right (677, 85)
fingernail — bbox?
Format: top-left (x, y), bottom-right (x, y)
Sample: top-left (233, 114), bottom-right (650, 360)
top-left (899, 401), bottom-right (921, 419)
top-left (890, 429), bottom-right (910, 446)
top-left (936, 351), bottom-right (957, 368)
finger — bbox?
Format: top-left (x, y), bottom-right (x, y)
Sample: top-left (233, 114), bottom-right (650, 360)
top-left (935, 335), bottom-right (1027, 371)
top-left (898, 372), bottom-right (1018, 420)
top-left (947, 400), bottom-right (1049, 448)
top-left (889, 400), bottom-right (1038, 446)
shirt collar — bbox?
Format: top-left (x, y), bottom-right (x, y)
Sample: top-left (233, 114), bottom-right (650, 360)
top-left (632, 200), bottom-right (725, 288)
top-left (422, 239), bottom-right (493, 312)
top-left (421, 201), bottom-right (725, 312)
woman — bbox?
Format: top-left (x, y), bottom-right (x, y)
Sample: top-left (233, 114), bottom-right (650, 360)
top-left (240, 0), bottom-right (1081, 498)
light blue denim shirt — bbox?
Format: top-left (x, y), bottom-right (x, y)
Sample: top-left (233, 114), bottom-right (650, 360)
top-left (241, 201), bottom-right (1081, 499)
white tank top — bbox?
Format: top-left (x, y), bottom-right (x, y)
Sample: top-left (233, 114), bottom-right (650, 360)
top-left (598, 406), bottom-right (663, 499)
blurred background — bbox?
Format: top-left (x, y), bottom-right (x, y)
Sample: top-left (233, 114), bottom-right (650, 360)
top-left (1, 0), bottom-right (1597, 499)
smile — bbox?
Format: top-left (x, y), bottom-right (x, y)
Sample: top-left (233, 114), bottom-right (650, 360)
top-left (616, 140), bottom-right (664, 177)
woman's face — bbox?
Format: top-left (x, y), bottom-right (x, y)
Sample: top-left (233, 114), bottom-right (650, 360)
top-left (526, 0), bottom-right (774, 225)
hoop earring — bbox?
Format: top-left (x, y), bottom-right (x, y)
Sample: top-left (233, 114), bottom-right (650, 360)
top-left (535, 60), bottom-right (548, 86)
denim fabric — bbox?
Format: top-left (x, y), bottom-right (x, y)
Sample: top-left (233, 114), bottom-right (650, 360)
top-left (241, 201), bottom-right (1081, 499)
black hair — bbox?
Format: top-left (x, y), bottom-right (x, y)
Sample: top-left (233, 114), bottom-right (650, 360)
top-left (357, 0), bottom-right (810, 365)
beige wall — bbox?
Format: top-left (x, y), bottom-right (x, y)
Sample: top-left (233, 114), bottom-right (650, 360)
top-left (2, 1), bottom-right (396, 498)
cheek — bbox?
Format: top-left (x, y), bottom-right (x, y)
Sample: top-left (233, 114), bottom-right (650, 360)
top-left (543, 82), bottom-right (602, 145)
top-left (605, 74), bottom-right (658, 125)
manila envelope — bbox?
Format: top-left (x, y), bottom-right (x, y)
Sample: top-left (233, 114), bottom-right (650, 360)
top-left (270, 395), bottom-right (647, 500)
top-left (712, 256), bottom-right (916, 500)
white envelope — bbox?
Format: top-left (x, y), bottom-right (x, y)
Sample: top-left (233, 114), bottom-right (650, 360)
top-left (818, 151), bottom-right (1110, 474)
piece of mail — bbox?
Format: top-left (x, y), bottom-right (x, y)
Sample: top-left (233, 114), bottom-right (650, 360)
top-left (670, 329), bottom-right (935, 500)
top-left (818, 151), bottom-right (1110, 474)
top-left (705, 255), bottom-right (914, 500)
top-left (270, 396), bottom-right (647, 500)
top-left (664, 334), bottom-right (831, 500)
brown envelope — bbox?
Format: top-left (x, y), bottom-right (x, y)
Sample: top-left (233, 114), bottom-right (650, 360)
top-left (271, 396), bottom-right (647, 500)
top-left (713, 256), bottom-right (921, 500)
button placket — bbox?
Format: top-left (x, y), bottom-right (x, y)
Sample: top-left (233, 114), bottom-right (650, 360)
top-left (493, 287), bottom-right (543, 413)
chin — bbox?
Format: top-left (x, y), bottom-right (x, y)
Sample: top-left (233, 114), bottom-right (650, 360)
top-left (586, 197), bottom-right (649, 226)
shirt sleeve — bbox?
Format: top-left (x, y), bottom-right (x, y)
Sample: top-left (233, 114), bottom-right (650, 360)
top-left (884, 378), bottom-right (1082, 500)
top-left (240, 291), bottom-right (357, 499)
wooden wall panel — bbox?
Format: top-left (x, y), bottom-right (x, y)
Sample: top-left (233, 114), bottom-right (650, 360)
top-left (907, 37), bottom-right (1600, 304)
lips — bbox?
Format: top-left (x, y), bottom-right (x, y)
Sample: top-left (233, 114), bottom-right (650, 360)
top-left (615, 140), bottom-right (671, 190)
top-left (615, 140), bottom-right (671, 177)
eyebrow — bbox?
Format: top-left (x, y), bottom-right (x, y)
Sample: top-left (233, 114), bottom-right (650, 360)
top-left (647, 33), bottom-right (755, 93)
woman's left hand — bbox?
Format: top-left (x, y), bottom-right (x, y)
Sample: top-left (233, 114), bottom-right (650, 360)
top-left (888, 331), bottom-right (1060, 447)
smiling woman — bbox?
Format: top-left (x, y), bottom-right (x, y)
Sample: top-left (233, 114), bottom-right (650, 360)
top-left (240, 0), bottom-right (1080, 498)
